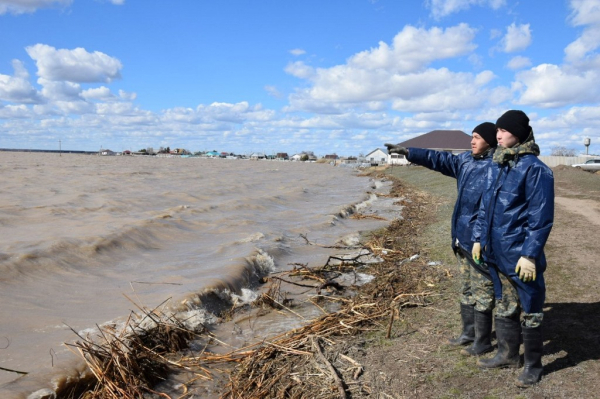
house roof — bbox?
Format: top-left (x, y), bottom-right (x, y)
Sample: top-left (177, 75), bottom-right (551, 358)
top-left (366, 148), bottom-right (388, 157)
top-left (399, 130), bottom-right (471, 150)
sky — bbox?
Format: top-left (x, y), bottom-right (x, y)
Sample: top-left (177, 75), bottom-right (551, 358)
top-left (1, 0), bottom-right (600, 156)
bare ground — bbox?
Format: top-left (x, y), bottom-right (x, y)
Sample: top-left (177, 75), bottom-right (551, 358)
top-left (349, 165), bottom-right (600, 399)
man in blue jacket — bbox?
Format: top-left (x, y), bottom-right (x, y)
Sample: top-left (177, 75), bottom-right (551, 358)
top-left (385, 122), bottom-right (497, 357)
top-left (472, 110), bottom-right (554, 387)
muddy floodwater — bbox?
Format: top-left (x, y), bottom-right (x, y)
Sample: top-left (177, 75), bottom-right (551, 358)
top-left (0, 152), bottom-right (399, 397)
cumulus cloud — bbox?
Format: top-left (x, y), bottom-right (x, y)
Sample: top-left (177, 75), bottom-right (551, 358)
top-left (81, 86), bottom-right (114, 101)
top-left (427, 0), bottom-right (506, 19)
top-left (389, 70), bottom-right (495, 112)
top-left (0, 0), bottom-right (71, 15)
top-left (348, 24), bottom-right (477, 74)
top-left (38, 78), bottom-right (81, 101)
top-left (285, 61), bottom-right (315, 79)
top-left (513, 1), bottom-right (600, 108)
top-left (0, 60), bottom-right (42, 103)
top-left (501, 23), bottom-right (532, 53)
top-left (568, 0), bottom-right (600, 26)
top-left (564, 25), bottom-right (600, 62)
top-left (119, 90), bottom-right (137, 101)
top-left (285, 24), bottom-right (490, 114)
top-left (516, 64), bottom-right (600, 107)
top-left (564, 1), bottom-right (600, 64)
top-left (507, 55), bottom-right (532, 70)
top-left (26, 44), bottom-right (122, 83)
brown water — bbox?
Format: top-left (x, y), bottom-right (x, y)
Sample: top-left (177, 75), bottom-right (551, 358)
top-left (0, 152), bottom-right (399, 397)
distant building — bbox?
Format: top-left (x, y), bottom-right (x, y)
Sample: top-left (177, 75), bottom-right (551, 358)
top-left (250, 152), bottom-right (266, 160)
top-left (398, 130), bottom-right (471, 154)
top-left (99, 149), bottom-right (115, 156)
top-left (276, 152), bottom-right (289, 160)
top-left (365, 148), bottom-right (388, 165)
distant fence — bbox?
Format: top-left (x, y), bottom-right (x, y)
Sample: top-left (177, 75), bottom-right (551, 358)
top-left (538, 156), bottom-right (594, 168)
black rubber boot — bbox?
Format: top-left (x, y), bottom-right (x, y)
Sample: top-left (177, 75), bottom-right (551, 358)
top-left (477, 315), bottom-right (521, 368)
top-left (448, 304), bottom-right (475, 346)
top-left (516, 324), bottom-right (543, 387)
top-left (460, 310), bottom-right (493, 356)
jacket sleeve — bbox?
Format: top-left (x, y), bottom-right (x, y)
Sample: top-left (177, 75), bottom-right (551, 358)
top-left (521, 165), bottom-right (554, 259)
top-left (406, 147), bottom-right (462, 179)
top-left (471, 163), bottom-right (495, 244)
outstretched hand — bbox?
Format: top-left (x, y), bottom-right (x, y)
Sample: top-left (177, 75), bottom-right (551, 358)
top-left (384, 143), bottom-right (408, 156)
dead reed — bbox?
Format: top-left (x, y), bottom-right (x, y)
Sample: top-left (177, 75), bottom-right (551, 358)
top-left (68, 174), bottom-right (449, 399)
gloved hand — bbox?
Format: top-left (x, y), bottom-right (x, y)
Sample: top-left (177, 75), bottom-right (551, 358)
top-left (472, 242), bottom-right (482, 265)
top-left (515, 257), bottom-right (536, 282)
top-left (384, 143), bottom-right (408, 156)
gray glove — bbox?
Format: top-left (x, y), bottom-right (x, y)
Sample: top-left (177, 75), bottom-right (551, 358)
top-left (384, 143), bottom-right (408, 156)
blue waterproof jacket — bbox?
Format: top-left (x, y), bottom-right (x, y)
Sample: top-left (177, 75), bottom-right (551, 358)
top-left (472, 154), bottom-right (554, 313)
top-left (407, 147), bottom-right (493, 255)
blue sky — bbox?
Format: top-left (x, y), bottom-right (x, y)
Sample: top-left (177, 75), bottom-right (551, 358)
top-left (1, 0), bottom-right (600, 156)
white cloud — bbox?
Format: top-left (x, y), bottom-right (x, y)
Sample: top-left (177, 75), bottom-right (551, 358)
top-left (264, 85), bottom-right (283, 99)
top-left (285, 61), bottom-right (315, 79)
top-left (565, 26), bottom-right (600, 62)
top-left (82, 86), bottom-right (114, 101)
top-left (289, 49), bottom-right (306, 56)
top-left (0, 104), bottom-right (34, 118)
top-left (38, 78), bottom-right (81, 101)
top-left (26, 44), bottom-right (122, 83)
top-left (428, 0), bottom-right (506, 19)
top-left (0, 60), bottom-right (41, 103)
top-left (507, 55), bottom-right (532, 70)
top-left (284, 24), bottom-right (493, 114)
top-left (568, 0), bottom-right (600, 26)
top-left (0, 0), bottom-right (71, 15)
top-left (108, 0), bottom-right (125, 4)
top-left (516, 63), bottom-right (600, 107)
top-left (119, 89), bottom-right (137, 101)
top-left (389, 70), bottom-right (495, 112)
top-left (348, 24), bottom-right (477, 74)
top-left (502, 23), bottom-right (532, 53)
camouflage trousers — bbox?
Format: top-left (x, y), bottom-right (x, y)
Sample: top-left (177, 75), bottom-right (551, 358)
top-left (455, 251), bottom-right (495, 313)
top-left (495, 272), bottom-right (544, 328)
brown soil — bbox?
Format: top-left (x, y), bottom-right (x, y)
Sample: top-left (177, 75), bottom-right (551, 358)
top-left (348, 165), bottom-right (600, 398)
top-left (147, 165), bottom-right (600, 399)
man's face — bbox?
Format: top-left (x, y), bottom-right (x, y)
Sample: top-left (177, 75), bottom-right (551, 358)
top-left (497, 128), bottom-right (519, 148)
top-left (471, 132), bottom-right (490, 155)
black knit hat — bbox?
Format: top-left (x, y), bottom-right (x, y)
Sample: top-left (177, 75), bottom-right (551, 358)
top-left (473, 122), bottom-right (497, 148)
top-left (496, 110), bottom-right (531, 143)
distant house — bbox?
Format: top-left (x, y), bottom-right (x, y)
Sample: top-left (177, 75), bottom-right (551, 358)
top-left (365, 148), bottom-right (388, 165)
top-left (398, 130), bottom-right (471, 154)
top-left (99, 149), bottom-right (115, 156)
top-left (250, 152), bottom-right (266, 160)
top-left (205, 151), bottom-right (220, 157)
top-left (324, 154), bottom-right (339, 160)
top-left (382, 129), bottom-right (472, 165)
top-left (340, 156), bottom-right (358, 164)
top-left (276, 152), bottom-right (289, 160)
top-left (290, 153), bottom-right (303, 161)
